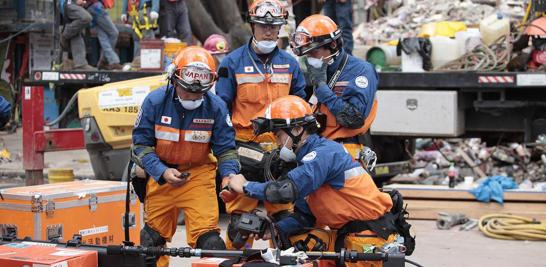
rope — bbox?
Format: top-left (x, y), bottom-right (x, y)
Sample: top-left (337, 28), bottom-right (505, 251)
top-left (478, 214), bottom-right (546, 241)
top-left (436, 35), bottom-right (511, 71)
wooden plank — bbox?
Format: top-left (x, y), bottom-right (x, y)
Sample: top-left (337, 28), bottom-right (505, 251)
top-left (405, 199), bottom-right (546, 221)
top-left (384, 184), bottom-right (546, 202)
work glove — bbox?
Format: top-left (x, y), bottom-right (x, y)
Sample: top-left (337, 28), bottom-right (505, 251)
top-left (120, 14), bottom-right (127, 23)
top-left (304, 59), bottom-right (327, 87)
top-left (150, 11), bottom-right (159, 20)
top-left (219, 176), bottom-right (238, 203)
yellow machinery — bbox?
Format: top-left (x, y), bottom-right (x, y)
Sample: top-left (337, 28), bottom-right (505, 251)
top-left (78, 75), bottom-right (167, 180)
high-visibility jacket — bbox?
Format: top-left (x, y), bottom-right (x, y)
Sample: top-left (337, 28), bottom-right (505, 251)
top-left (244, 134), bottom-right (392, 235)
top-left (215, 40), bottom-right (306, 142)
top-left (132, 85), bottom-right (239, 181)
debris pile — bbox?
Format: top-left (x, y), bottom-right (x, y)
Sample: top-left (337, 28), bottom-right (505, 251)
top-left (354, 0), bottom-right (524, 45)
top-left (394, 136), bottom-right (546, 191)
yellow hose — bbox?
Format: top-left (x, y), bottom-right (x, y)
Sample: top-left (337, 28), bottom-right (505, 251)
top-left (478, 214), bottom-right (546, 241)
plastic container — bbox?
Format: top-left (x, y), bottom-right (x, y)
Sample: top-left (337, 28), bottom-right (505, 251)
top-left (455, 28), bottom-right (481, 55)
top-left (430, 36), bottom-right (461, 69)
top-left (48, 168), bottom-right (75, 183)
top-left (480, 12), bottom-right (510, 46)
top-left (163, 41), bottom-right (187, 70)
top-left (366, 45), bottom-right (401, 69)
top-left (140, 39), bottom-right (165, 71)
top-left (401, 52), bottom-right (424, 72)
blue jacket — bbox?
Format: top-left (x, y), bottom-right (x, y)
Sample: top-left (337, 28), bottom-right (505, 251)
top-left (0, 96), bottom-right (11, 127)
top-left (245, 134), bottom-right (392, 234)
top-left (122, 0), bottom-right (160, 15)
top-left (215, 40), bottom-right (307, 111)
top-left (132, 85), bottom-right (239, 182)
top-left (315, 50), bottom-right (379, 140)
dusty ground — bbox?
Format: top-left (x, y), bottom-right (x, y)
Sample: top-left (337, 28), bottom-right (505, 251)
top-left (1, 130), bottom-right (545, 266)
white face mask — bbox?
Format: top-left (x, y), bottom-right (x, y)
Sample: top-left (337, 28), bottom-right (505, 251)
top-left (306, 56), bottom-right (324, 68)
top-left (179, 98), bottom-right (204, 110)
top-left (254, 39), bottom-right (277, 54)
top-left (279, 137), bottom-right (297, 162)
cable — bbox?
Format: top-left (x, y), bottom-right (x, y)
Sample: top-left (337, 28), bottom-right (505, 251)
top-left (479, 214), bottom-right (546, 241)
top-left (45, 91), bottom-right (78, 126)
top-left (0, 23), bottom-right (39, 44)
top-left (405, 258), bottom-right (425, 267)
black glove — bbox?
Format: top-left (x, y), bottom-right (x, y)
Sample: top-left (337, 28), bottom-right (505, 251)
top-left (305, 59), bottom-right (327, 87)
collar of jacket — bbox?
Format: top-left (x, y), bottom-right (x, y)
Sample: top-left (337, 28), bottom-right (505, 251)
top-left (295, 134), bottom-right (321, 161)
top-left (327, 49), bottom-right (347, 78)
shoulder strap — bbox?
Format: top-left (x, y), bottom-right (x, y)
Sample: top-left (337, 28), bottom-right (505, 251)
top-left (327, 53), bottom-right (349, 88)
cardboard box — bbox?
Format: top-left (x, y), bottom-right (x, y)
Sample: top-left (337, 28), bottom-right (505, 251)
top-left (0, 241), bottom-right (97, 267)
top-left (0, 180), bottom-right (142, 245)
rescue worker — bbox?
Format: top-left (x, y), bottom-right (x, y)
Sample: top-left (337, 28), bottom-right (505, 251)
top-left (204, 34), bottom-right (230, 95)
top-left (121, 0), bottom-right (159, 57)
top-left (160, 0), bottom-right (192, 44)
top-left (215, 0), bottom-right (306, 249)
top-left (290, 14), bottom-right (378, 162)
top-left (131, 47), bottom-right (239, 267)
top-left (59, 0), bottom-right (95, 70)
top-left (228, 96), bottom-right (414, 266)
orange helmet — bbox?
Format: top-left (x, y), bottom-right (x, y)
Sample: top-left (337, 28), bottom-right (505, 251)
top-left (290, 14), bottom-right (342, 56)
top-left (252, 96), bottom-right (317, 136)
top-left (525, 17), bottom-right (546, 36)
top-left (172, 46), bottom-right (217, 93)
top-left (248, 0), bottom-right (287, 26)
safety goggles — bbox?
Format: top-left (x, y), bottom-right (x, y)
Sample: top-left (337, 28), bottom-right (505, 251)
top-left (173, 65), bottom-right (217, 93)
top-left (289, 30), bottom-right (342, 56)
top-left (249, 2), bottom-right (287, 25)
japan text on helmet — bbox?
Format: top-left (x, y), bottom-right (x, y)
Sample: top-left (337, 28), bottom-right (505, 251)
top-left (251, 95), bottom-right (318, 136)
top-left (248, 0), bottom-right (288, 26)
top-left (172, 46), bottom-right (217, 93)
top-left (204, 34), bottom-right (230, 55)
top-left (290, 14), bottom-right (342, 56)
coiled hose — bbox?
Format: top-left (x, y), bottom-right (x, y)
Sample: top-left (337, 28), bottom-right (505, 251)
top-left (478, 214), bottom-right (546, 241)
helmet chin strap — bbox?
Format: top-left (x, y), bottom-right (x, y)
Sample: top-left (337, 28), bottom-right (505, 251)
top-left (282, 127), bottom-right (305, 151)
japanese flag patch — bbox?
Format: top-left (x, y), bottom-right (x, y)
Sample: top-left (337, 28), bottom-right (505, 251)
top-left (355, 76), bottom-right (368, 88)
top-left (161, 116), bottom-right (172, 125)
top-left (244, 66), bottom-right (254, 73)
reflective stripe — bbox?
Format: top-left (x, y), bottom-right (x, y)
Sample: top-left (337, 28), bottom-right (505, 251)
top-left (344, 166), bottom-right (366, 180)
top-left (270, 74), bottom-right (290, 84)
top-left (335, 81), bottom-right (349, 87)
top-left (155, 131), bottom-right (180, 141)
top-left (236, 75), bottom-right (265, 84)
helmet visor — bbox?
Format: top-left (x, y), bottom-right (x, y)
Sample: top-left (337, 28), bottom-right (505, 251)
top-left (174, 65), bottom-right (216, 93)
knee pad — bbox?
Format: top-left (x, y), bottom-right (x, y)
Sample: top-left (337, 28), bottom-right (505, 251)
top-left (140, 224), bottom-right (166, 247)
top-left (227, 214), bottom-right (249, 249)
top-left (196, 231), bottom-right (226, 250)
